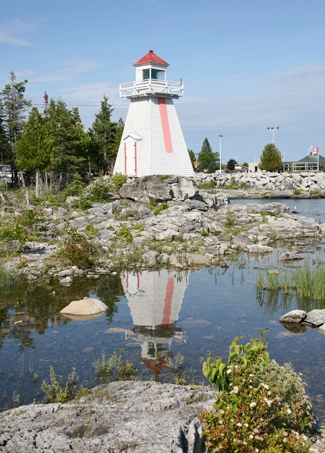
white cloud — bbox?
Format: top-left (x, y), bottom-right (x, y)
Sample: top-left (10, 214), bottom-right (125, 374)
top-left (177, 62), bottom-right (325, 132)
top-left (27, 58), bottom-right (103, 83)
top-left (0, 18), bottom-right (43, 46)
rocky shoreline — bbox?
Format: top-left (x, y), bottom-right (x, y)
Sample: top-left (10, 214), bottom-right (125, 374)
top-left (1, 173), bottom-right (325, 284)
top-left (1, 173), bottom-right (325, 452)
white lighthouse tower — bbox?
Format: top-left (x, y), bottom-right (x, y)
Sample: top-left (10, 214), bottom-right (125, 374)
top-left (113, 50), bottom-right (193, 177)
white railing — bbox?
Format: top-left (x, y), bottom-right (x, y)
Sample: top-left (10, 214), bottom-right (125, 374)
top-left (119, 79), bottom-right (184, 98)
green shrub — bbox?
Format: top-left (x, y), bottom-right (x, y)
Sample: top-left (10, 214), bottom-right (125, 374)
top-left (200, 330), bottom-right (313, 452)
top-left (111, 172), bottom-right (127, 191)
top-left (70, 197), bottom-right (92, 210)
top-left (60, 226), bottom-right (94, 268)
top-left (116, 225), bottom-right (133, 243)
top-left (63, 172), bottom-right (86, 197)
top-left (93, 349), bottom-right (137, 383)
top-left (0, 218), bottom-right (27, 242)
top-left (89, 177), bottom-right (112, 202)
top-left (41, 366), bottom-right (80, 403)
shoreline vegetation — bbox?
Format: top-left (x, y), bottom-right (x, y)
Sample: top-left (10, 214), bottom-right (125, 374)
top-left (1, 172), bottom-right (325, 451)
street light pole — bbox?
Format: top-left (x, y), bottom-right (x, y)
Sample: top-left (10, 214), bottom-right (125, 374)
top-left (219, 135), bottom-right (223, 171)
top-left (267, 126), bottom-right (279, 144)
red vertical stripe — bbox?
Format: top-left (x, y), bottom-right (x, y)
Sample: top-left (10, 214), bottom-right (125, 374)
top-left (162, 277), bottom-right (174, 327)
top-left (158, 98), bottom-right (173, 153)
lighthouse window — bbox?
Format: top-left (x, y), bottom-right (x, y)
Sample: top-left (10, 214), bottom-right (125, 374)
top-left (151, 70), bottom-right (158, 79)
top-left (143, 69), bottom-right (150, 80)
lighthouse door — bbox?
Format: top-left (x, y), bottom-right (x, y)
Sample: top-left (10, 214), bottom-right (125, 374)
top-left (123, 135), bottom-right (141, 176)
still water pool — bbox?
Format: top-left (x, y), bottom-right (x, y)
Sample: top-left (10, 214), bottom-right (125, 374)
top-left (1, 244), bottom-right (325, 423)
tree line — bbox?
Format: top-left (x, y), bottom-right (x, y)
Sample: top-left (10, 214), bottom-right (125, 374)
top-left (0, 72), bottom-right (124, 193)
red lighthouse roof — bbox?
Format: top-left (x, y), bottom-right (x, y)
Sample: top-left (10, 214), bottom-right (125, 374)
top-left (133, 50), bottom-right (169, 67)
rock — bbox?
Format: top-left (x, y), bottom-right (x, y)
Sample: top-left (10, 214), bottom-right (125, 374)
top-left (59, 276), bottom-right (73, 286)
top-left (247, 244), bottom-right (273, 253)
top-left (304, 309), bottom-right (325, 327)
top-left (280, 309), bottom-right (307, 323)
top-left (278, 251), bottom-right (304, 261)
top-left (60, 297), bottom-right (107, 316)
top-left (0, 381), bottom-right (215, 453)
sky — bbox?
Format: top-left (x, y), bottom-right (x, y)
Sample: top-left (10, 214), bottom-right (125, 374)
top-left (1, 0), bottom-right (324, 164)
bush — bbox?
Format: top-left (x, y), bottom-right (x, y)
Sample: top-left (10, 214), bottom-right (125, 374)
top-left (200, 330), bottom-right (314, 452)
top-left (89, 177), bottom-right (112, 202)
top-left (111, 172), bottom-right (127, 191)
top-left (60, 226), bottom-right (94, 268)
top-left (41, 366), bottom-right (80, 403)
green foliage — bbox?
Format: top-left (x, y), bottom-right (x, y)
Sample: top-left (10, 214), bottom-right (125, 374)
top-left (202, 330), bottom-right (269, 392)
top-left (257, 260), bottom-right (325, 301)
top-left (0, 218), bottom-right (27, 242)
top-left (188, 149), bottom-right (196, 169)
top-left (200, 229), bottom-right (209, 237)
top-left (93, 349), bottom-right (137, 383)
top-left (85, 223), bottom-right (98, 237)
top-left (116, 225), bottom-right (133, 243)
top-left (227, 159), bottom-right (237, 171)
top-left (260, 143), bottom-right (283, 172)
top-left (111, 172), bottom-right (127, 191)
top-left (197, 138), bottom-right (219, 173)
top-left (70, 197), bottom-right (92, 210)
top-left (201, 331), bottom-right (313, 452)
top-left (198, 180), bottom-right (215, 190)
top-left (63, 172), bottom-right (86, 197)
top-left (293, 188), bottom-right (303, 196)
top-left (41, 366), bottom-right (80, 403)
top-left (88, 176), bottom-right (112, 202)
top-left (223, 211), bottom-right (235, 228)
top-left (60, 226), bottom-right (94, 268)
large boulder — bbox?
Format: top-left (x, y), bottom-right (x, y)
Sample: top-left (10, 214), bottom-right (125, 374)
top-left (60, 298), bottom-right (107, 316)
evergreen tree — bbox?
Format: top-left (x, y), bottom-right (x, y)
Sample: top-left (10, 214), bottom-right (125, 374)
top-left (260, 143), bottom-right (283, 172)
top-left (188, 149), bottom-right (196, 170)
top-left (16, 107), bottom-right (54, 195)
top-left (43, 99), bottom-right (90, 186)
top-left (197, 138), bottom-right (219, 173)
top-left (89, 96), bottom-right (117, 174)
top-left (0, 72), bottom-right (31, 182)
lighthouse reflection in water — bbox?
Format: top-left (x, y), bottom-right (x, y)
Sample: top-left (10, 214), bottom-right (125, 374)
top-left (122, 269), bottom-right (188, 375)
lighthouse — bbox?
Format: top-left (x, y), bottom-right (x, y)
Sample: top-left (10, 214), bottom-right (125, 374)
top-left (113, 50), bottom-right (194, 177)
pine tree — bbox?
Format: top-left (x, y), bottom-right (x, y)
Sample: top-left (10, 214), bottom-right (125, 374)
top-left (0, 72), bottom-right (31, 183)
top-left (89, 96), bottom-right (117, 174)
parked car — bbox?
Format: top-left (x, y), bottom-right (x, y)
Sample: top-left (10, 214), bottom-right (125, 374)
top-left (215, 169), bottom-right (225, 174)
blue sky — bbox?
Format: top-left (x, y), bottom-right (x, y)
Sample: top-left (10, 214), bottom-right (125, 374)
top-left (1, 0), bottom-right (324, 164)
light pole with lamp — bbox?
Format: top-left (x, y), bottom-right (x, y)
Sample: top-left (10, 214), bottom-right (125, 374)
top-left (267, 126), bottom-right (279, 144)
top-left (219, 135), bottom-right (223, 172)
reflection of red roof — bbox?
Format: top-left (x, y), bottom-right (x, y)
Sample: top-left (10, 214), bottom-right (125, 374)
top-left (134, 50), bottom-right (169, 67)
top-left (142, 359), bottom-right (167, 372)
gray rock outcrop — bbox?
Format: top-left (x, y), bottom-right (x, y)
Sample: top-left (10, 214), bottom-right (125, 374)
top-left (0, 381), bottom-right (215, 453)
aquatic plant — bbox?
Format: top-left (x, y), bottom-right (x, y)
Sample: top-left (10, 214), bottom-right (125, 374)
top-left (93, 349), bottom-right (137, 383)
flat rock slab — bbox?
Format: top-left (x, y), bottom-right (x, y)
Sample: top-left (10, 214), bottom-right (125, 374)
top-left (0, 381), bottom-right (215, 453)
top-left (304, 309), bottom-right (325, 327)
top-left (60, 298), bottom-right (107, 316)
